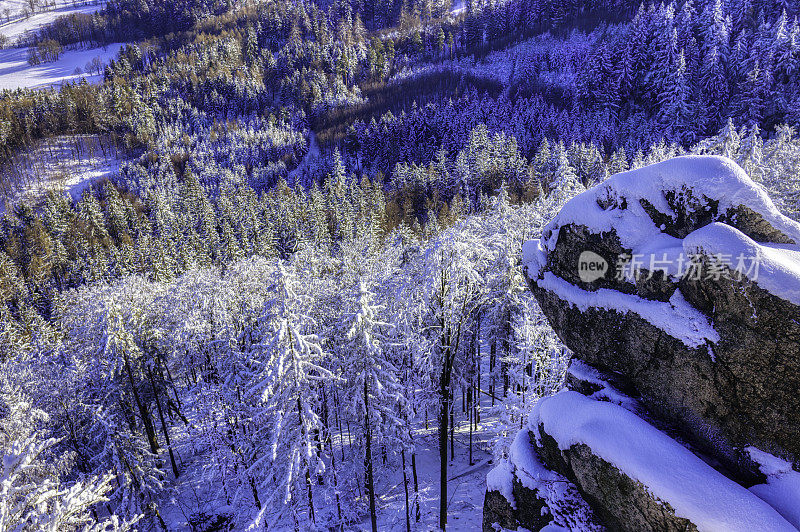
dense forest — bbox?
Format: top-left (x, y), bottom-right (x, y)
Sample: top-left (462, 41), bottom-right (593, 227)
top-left (1, 0), bottom-right (800, 529)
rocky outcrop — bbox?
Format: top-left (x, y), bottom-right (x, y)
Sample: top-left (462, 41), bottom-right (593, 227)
top-left (483, 404), bottom-right (606, 532)
top-left (482, 478), bottom-right (552, 532)
top-left (484, 156), bottom-right (800, 531)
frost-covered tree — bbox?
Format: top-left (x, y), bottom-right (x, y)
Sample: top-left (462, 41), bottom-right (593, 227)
top-left (246, 262), bottom-right (335, 530)
top-left (342, 282), bottom-right (406, 532)
top-left (0, 385), bottom-right (139, 532)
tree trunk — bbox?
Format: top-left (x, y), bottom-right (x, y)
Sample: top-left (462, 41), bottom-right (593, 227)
top-left (407, 425), bottom-right (421, 523)
top-left (147, 364), bottom-right (179, 478)
top-left (469, 389), bottom-right (474, 466)
top-left (402, 450), bottom-right (411, 532)
top-left (439, 355), bottom-right (450, 530)
top-left (450, 409), bottom-right (455, 461)
top-left (249, 474), bottom-right (261, 509)
top-left (296, 395), bottom-right (316, 526)
top-left (331, 442), bottom-right (343, 523)
top-left (365, 378), bottom-right (378, 532)
top-left (305, 469), bottom-right (316, 525)
top-left (490, 339), bottom-right (496, 406)
top-left (124, 354), bottom-right (159, 454)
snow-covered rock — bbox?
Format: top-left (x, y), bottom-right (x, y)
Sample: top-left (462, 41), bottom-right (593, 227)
top-left (530, 391), bottom-right (796, 532)
top-left (485, 155), bottom-right (800, 532)
top-left (483, 423), bottom-right (604, 532)
top-left (524, 155), bottom-right (800, 475)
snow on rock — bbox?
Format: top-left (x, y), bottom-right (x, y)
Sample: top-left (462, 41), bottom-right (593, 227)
top-left (535, 155), bottom-right (800, 256)
top-left (565, 359), bottom-right (639, 410)
top-left (486, 460), bottom-right (516, 509)
top-left (683, 222), bottom-right (800, 306)
top-left (530, 391), bottom-right (797, 532)
top-left (524, 156), bottom-right (800, 284)
top-left (509, 429), bottom-right (562, 494)
top-left (537, 270), bottom-right (719, 348)
top-left (507, 429), bottom-right (602, 531)
top-left (746, 447), bottom-right (800, 529)
top-left (0, 43), bottom-right (122, 91)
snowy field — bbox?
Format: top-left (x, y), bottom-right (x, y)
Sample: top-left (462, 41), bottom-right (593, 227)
top-left (0, 0), bottom-right (118, 91)
top-left (0, 134), bottom-right (121, 211)
top-left (0, 42), bottom-right (122, 90)
top-left (0, 1), bottom-right (103, 43)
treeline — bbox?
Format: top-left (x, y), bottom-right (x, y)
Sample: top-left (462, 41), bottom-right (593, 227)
top-left (0, 83), bottom-right (112, 163)
top-left (0, 125), bottom-right (630, 338)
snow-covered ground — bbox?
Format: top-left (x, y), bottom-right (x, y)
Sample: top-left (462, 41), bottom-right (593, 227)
top-left (0, 42), bottom-right (122, 90)
top-left (0, 134), bottom-right (121, 211)
top-left (367, 394), bottom-right (499, 531)
top-left (391, 30), bottom-right (600, 91)
top-left (0, 1), bottom-right (103, 44)
top-left (158, 387), bottom-right (500, 531)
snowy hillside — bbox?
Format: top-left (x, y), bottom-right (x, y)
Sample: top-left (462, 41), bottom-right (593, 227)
top-left (0, 43), bottom-right (122, 90)
top-left (0, 1), bottom-right (103, 44)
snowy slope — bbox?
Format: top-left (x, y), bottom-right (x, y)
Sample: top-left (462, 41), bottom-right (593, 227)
top-left (0, 43), bottom-right (122, 90)
top-left (0, 0), bottom-right (103, 45)
top-left (0, 134), bottom-right (121, 212)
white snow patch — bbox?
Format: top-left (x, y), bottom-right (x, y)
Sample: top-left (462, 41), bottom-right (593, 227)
top-left (450, 0), bottom-right (465, 15)
top-left (0, 134), bottom-right (121, 211)
top-left (683, 222), bottom-right (800, 306)
top-left (522, 238), bottom-right (546, 279)
top-left (0, 2), bottom-right (103, 44)
top-left (509, 429), bottom-right (562, 493)
top-left (537, 271), bottom-right (719, 349)
top-left (567, 360), bottom-right (638, 410)
top-left (486, 460), bottom-right (516, 509)
top-left (529, 156), bottom-right (800, 264)
top-left (566, 359), bottom-right (606, 387)
top-left (746, 447), bottom-right (800, 529)
top-left (0, 42), bottom-right (121, 90)
top-left (530, 391), bottom-right (797, 532)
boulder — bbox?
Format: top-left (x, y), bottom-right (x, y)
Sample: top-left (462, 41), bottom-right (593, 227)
top-left (483, 415), bottom-right (605, 532)
top-left (523, 155), bottom-right (800, 476)
top-left (529, 390), bottom-right (796, 532)
top-left (482, 480), bottom-right (552, 532)
top-left (485, 156), bottom-right (800, 531)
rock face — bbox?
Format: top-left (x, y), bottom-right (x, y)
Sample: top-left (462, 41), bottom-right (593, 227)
top-left (527, 155), bottom-right (800, 474)
top-left (484, 156), bottom-right (800, 531)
